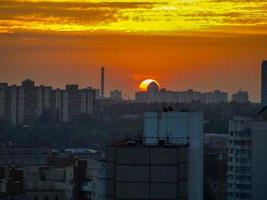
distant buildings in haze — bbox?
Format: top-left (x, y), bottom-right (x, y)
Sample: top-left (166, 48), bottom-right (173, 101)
top-left (0, 79), bottom-right (96, 125)
top-left (231, 90), bottom-right (249, 103)
top-left (135, 82), bottom-right (229, 104)
top-left (110, 89), bottom-right (123, 101)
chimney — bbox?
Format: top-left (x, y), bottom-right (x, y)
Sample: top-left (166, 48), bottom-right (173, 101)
top-left (101, 66), bottom-right (105, 97)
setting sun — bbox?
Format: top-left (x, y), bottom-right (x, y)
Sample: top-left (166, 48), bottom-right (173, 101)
top-left (139, 79), bottom-right (160, 91)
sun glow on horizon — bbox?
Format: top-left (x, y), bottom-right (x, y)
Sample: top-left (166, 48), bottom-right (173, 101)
top-left (139, 79), bottom-right (160, 91)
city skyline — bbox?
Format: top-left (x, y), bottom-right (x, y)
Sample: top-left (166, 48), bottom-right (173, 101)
top-left (1, 0), bottom-right (267, 102)
top-left (0, 77), bottom-right (253, 101)
top-left (1, 1), bottom-right (267, 199)
top-left (0, 38), bottom-right (264, 102)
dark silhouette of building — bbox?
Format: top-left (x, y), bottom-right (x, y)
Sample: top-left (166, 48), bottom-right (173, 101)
top-left (0, 79), bottom-right (96, 125)
top-left (231, 90), bottom-right (249, 103)
top-left (261, 60), bottom-right (267, 105)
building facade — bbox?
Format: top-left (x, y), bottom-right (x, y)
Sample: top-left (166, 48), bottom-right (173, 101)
top-left (104, 142), bottom-right (188, 200)
top-left (204, 133), bottom-right (228, 200)
top-left (143, 111), bottom-right (203, 200)
top-left (227, 117), bottom-right (252, 200)
top-left (251, 121), bottom-right (267, 200)
top-left (99, 110), bottom-right (203, 200)
top-left (227, 116), bottom-right (267, 200)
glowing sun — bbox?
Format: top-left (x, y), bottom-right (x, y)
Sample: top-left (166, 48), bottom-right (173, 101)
top-left (139, 79), bottom-right (160, 91)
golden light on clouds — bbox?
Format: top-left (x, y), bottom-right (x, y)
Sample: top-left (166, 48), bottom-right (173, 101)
top-left (0, 0), bottom-right (267, 34)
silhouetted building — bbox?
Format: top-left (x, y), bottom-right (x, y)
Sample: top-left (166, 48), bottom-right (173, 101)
top-left (104, 140), bottom-right (189, 200)
top-left (110, 90), bottom-right (122, 101)
top-left (203, 90), bottom-right (228, 104)
top-left (0, 80), bottom-right (52, 125)
top-left (23, 157), bottom-right (98, 200)
top-left (135, 84), bottom-right (228, 104)
top-left (204, 133), bottom-right (228, 200)
top-left (251, 121), bottom-right (267, 200)
top-left (0, 147), bottom-right (51, 167)
top-left (227, 116), bottom-right (267, 200)
top-left (231, 90), bottom-right (249, 103)
top-left (227, 117), bottom-right (252, 200)
top-left (59, 85), bottom-right (95, 122)
top-left (261, 60), bottom-right (267, 105)
top-left (101, 110), bottom-right (203, 200)
top-left (0, 80), bottom-right (96, 125)
top-left (0, 167), bottom-right (24, 198)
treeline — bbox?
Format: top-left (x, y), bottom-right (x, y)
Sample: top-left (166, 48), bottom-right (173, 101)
top-left (0, 114), bottom-right (142, 149)
top-left (0, 102), bottom-right (260, 148)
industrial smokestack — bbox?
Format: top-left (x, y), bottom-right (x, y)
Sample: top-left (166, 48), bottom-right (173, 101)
top-left (101, 66), bottom-right (105, 97)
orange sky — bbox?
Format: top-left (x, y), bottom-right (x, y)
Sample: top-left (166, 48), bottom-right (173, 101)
top-left (0, 0), bottom-right (267, 101)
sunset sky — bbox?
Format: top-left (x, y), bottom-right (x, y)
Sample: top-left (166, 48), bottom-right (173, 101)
top-left (0, 0), bottom-right (267, 101)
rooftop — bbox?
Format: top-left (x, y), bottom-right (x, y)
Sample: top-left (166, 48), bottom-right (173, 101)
top-left (107, 137), bottom-right (189, 148)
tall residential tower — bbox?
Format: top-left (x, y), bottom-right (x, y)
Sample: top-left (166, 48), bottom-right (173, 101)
top-left (227, 115), bottom-right (267, 200)
top-left (261, 61), bottom-right (267, 105)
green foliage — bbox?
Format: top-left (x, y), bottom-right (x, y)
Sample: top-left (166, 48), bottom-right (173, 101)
top-left (0, 102), bottom-right (260, 148)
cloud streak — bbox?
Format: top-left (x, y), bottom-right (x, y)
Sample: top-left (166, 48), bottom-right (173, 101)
top-left (0, 0), bottom-right (267, 34)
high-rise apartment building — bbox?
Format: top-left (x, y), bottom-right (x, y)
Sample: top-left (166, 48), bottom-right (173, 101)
top-left (227, 116), bottom-right (267, 200)
top-left (261, 60), bottom-right (267, 105)
top-left (0, 79), bottom-right (52, 125)
top-left (0, 80), bottom-right (96, 125)
top-left (227, 117), bottom-right (252, 200)
top-left (251, 120), bottom-right (267, 200)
